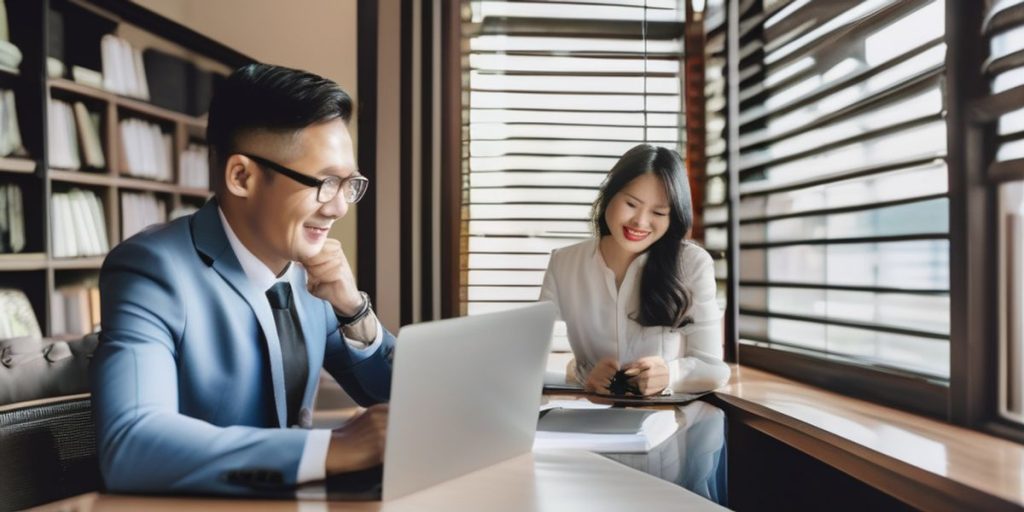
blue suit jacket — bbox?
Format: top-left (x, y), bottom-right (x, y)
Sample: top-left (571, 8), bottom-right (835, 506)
top-left (91, 199), bottom-right (394, 495)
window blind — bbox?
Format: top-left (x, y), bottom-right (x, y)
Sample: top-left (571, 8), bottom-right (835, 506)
top-left (985, 0), bottom-right (1024, 422)
top-left (460, 1), bottom-right (688, 333)
top-left (719, 0), bottom-right (952, 380)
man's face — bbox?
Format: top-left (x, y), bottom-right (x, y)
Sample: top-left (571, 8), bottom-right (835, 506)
top-left (245, 119), bottom-right (357, 265)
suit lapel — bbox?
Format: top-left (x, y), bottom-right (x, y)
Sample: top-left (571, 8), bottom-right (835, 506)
top-left (190, 200), bottom-right (288, 428)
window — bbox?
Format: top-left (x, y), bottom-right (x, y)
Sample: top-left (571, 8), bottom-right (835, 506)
top-left (459, 1), bottom-right (687, 334)
top-left (715, 0), bottom-right (952, 405)
top-left (988, 0), bottom-right (1024, 426)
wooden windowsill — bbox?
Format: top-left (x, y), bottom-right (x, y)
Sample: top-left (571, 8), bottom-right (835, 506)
top-left (714, 364), bottom-right (1024, 511)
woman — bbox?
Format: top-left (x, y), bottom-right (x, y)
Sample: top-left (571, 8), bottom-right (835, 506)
top-left (540, 144), bottom-right (730, 395)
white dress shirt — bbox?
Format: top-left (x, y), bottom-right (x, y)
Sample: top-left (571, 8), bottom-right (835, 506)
top-left (218, 209), bottom-right (381, 484)
top-left (539, 238), bottom-right (731, 393)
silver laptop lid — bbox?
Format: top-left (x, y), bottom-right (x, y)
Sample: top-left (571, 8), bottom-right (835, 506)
top-left (381, 302), bottom-right (557, 501)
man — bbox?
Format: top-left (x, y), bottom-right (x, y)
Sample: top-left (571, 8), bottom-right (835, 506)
top-left (92, 63), bottom-right (392, 495)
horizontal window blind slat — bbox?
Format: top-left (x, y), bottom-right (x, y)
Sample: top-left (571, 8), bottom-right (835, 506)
top-left (738, 337), bottom-right (949, 380)
top-left (469, 156), bottom-right (618, 172)
top-left (470, 187), bottom-right (599, 204)
top-left (468, 270), bottom-right (546, 286)
top-left (469, 204), bottom-right (593, 219)
top-left (467, 254), bottom-right (552, 269)
top-left (468, 220), bottom-right (592, 236)
top-left (470, 124), bottom-right (679, 141)
top-left (470, 109), bottom-right (679, 126)
top-left (740, 75), bottom-right (943, 150)
top-left (739, 121), bottom-right (947, 190)
top-left (470, 35), bottom-right (681, 53)
top-left (470, 73), bottom-right (680, 94)
top-left (740, 40), bottom-right (945, 128)
top-left (738, 286), bottom-right (949, 335)
top-left (741, 113), bottom-right (944, 174)
top-left (739, 308), bottom-right (948, 340)
top-left (739, 155), bottom-right (945, 198)
top-left (470, 139), bottom-right (656, 157)
top-left (468, 235), bottom-right (588, 253)
top-left (739, 240), bottom-right (950, 290)
top-left (739, 280), bottom-right (949, 295)
top-left (739, 191), bottom-right (949, 225)
top-left (469, 54), bottom-right (680, 73)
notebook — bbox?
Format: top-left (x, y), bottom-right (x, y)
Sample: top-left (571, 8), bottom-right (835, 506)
top-left (534, 406), bottom-right (679, 453)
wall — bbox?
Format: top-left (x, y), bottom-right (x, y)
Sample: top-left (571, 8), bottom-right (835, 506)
top-left (131, 0), bottom-right (362, 272)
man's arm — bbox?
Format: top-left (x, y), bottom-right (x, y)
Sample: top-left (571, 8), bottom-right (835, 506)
top-left (92, 240), bottom-right (310, 495)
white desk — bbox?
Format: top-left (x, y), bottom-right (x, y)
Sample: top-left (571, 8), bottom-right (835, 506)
top-left (29, 450), bottom-right (726, 512)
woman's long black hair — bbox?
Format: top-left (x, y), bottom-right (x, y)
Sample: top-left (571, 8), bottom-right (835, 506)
top-left (592, 144), bottom-right (694, 329)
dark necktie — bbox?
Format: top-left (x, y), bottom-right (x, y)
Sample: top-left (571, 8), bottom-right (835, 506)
top-left (265, 282), bottom-right (309, 427)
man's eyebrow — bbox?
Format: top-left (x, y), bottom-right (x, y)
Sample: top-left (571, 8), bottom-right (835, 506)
top-left (316, 166), bottom-right (359, 178)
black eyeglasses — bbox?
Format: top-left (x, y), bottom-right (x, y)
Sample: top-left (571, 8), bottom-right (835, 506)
top-left (241, 153), bottom-right (369, 204)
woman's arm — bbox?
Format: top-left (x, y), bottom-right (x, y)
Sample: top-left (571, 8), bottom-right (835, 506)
top-left (666, 246), bottom-right (731, 393)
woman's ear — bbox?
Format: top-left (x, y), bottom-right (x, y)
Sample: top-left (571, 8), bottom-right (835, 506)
top-left (223, 154), bottom-right (256, 198)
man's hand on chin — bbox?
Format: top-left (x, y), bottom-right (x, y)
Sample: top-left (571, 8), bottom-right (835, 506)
top-left (300, 239), bottom-right (362, 316)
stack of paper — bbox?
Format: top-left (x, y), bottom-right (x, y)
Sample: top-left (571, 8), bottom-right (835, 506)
top-left (534, 402), bottom-right (679, 453)
top-left (0, 183), bottom-right (24, 253)
top-left (51, 188), bottom-right (109, 258)
top-left (120, 192), bottom-right (166, 241)
top-left (119, 118), bottom-right (172, 181)
top-left (0, 89), bottom-right (26, 158)
top-left (100, 34), bottom-right (149, 100)
top-left (47, 99), bottom-right (105, 170)
top-left (179, 143), bottom-right (208, 189)
top-left (0, 288), bottom-right (42, 339)
top-left (51, 282), bottom-right (100, 336)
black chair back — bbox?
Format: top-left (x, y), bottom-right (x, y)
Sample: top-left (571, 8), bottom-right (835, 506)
top-left (0, 396), bottom-right (100, 511)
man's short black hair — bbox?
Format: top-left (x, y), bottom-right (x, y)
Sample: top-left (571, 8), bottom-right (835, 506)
top-left (206, 63), bottom-right (353, 194)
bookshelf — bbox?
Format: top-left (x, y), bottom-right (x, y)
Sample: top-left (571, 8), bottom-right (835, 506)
top-left (0, 0), bottom-right (252, 336)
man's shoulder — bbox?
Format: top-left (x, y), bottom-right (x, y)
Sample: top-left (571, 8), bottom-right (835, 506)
top-left (104, 215), bottom-right (195, 265)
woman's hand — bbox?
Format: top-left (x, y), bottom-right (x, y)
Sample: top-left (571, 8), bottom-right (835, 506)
top-left (622, 356), bottom-right (669, 396)
top-left (584, 358), bottom-right (620, 394)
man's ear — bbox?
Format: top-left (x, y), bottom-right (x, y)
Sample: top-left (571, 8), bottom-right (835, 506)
top-left (223, 154), bottom-right (256, 199)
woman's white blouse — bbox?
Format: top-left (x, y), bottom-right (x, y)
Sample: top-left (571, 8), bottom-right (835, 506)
top-left (539, 238), bottom-right (731, 393)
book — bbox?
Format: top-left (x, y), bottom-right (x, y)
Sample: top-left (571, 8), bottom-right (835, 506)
top-left (534, 406), bottom-right (679, 453)
top-left (6, 183), bottom-right (22, 252)
top-left (0, 184), bottom-right (18, 254)
top-left (51, 189), bottom-right (108, 258)
top-left (50, 282), bottom-right (101, 336)
top-left (101, 35), bottom-right (149, 99)
top-left (0, 39), bottom-right (20, 71)
top-left (120, 191), bottom-right (167, 241)
top-left (179, 143), bottom-right (209, 189)
top-left (0, 288), bottom-right (42, 339)
top-left (0, 89), bottom-right (26, 158)
top-left (120, 118), bottom-right (172, 181)
top-left (0, 0), bottom-right (8, 42)
top-left (47, 99), bottom-right (80, 169)
top-left (72, 66), bottom-right (104, 89)
top-left (73, 101), bottom-right (105, 168)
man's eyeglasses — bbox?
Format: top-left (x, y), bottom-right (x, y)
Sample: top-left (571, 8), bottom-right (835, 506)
top-left (241, 153), bottom-right (369, 204)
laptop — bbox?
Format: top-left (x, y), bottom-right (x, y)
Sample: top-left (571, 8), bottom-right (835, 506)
top-left (305, 301), bottom-right (557, 501)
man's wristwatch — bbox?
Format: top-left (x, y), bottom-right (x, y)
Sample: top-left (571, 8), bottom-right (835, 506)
top-left (336, 291), bottom-right (373, 326)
